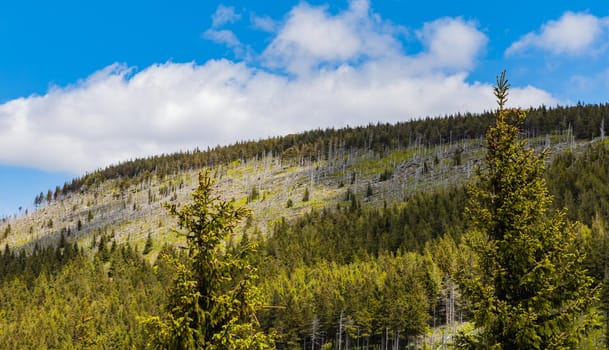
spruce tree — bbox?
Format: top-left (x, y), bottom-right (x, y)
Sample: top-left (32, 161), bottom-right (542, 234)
top-left (459, 71), bottom-right (599, 348)
top-left (143, 232), bottom-right (153, 255)
top-left (142, 171), bottom-right (274, 349)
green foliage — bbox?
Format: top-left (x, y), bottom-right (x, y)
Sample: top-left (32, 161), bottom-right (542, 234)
top-left (265, 186), bottom-right (467, 268)
top-left (422, 160), bottom-right (430, 174)
top-left (257, 183), bottom-right (469, 347)
top-left (259, 253), bottom-right (434, 349)
top-left (379, 168), bottom-right (393, 181)
top-left (547, 143), bottom-right (609, 226)
top-left (0, 238), bottom-right (169, 349)
top-left (143, 232), bottom-right (153, 255)
top-left (453, 147), bottom-right (463, 166)
top-left (366, 182), bottom-right (373, 197)
top-left (302, 187), bottom-right (310, 202)
top-left (248, 186), bottom-right (260, 203)
top-left (142, 171), bottom-right (274, 349)
top-left (577, 216), bottom-right (609, 348)
top-left (459, 72), bottom-right (599, 349)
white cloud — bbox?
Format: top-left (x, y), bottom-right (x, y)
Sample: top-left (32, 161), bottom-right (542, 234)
top-left (416, 18), bottom-right (488, 71)
top-left (204, 5), bottom-right (247, 58)
top-left (0, 1), bottom-right (557, 174)
top-left (251, 14), bottom-right (277, 32)
top-left (203, 29), bottom-right (241, 48)
top-left (262, 0), bottom-right (403, 76)
top-left (261, 2), bottom-right (486, 77)
top-left (211, 5), bottom-right (241, 28)
top-left (506, 12), bottom-right (608, 56)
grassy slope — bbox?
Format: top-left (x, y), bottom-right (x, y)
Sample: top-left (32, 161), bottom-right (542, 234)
top-left (0, 133), bottom-right (576, 257)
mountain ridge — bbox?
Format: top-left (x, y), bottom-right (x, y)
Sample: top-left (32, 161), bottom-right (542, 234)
top-left (0, 102), bottom-right (602, 256)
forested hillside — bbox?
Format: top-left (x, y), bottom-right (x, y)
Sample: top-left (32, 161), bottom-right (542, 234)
top-left (19, 102), bottom-right (603, 202)
top-left (1, 102), bottom-right (609, 348)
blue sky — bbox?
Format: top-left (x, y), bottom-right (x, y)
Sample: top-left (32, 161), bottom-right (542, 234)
top-left (1, 0), bottom-right (608, 216)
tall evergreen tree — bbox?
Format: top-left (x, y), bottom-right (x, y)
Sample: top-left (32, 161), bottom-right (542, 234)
top-left (142, 171), bottom-right (274, 349)
top-left (459, 71), bottom-right (599, 349)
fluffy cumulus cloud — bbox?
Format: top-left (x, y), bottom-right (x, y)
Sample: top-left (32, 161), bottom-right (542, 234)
top-left (0, 0), bottom-right (556, 173)
top-left (506, 12), bottom-right (609, 56)
top-left (262, 0), bottom-right (404, 75)
top-left (416, 18), bottom-right (487, 71)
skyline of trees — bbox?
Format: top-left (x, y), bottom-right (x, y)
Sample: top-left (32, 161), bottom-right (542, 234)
top-left (29, 101), bottom-right (609, 206)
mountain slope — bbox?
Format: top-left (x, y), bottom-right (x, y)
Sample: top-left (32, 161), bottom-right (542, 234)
top-left (0, 103), bottom-right (608, 348)
top-left (1, 102), bottom-right (606, 255)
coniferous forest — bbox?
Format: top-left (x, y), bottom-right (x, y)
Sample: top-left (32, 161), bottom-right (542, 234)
top-left (3, 78), bottom-right (609, 348)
